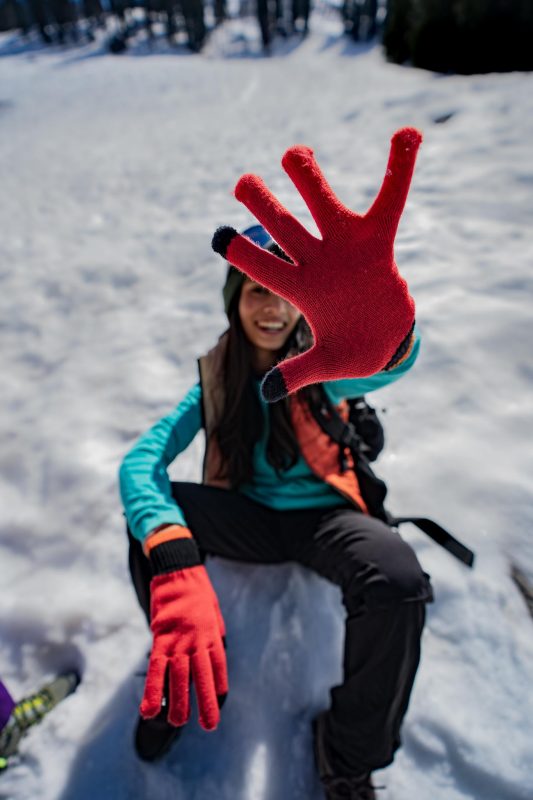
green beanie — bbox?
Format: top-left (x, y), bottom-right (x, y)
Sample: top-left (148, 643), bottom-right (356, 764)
top-left (222, 265), bottom-right (245, 317)
top-left (221, 224), bottom-right (285, 317)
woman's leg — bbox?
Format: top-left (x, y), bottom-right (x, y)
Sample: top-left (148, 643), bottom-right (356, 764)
top-left (126, 483), bottom-right (293, 760)
top-left (290, 508), bottom-right (433, 777)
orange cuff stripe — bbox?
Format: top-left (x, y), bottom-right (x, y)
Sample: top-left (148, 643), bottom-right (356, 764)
top-left (143, 525), bottom-right (193, 557)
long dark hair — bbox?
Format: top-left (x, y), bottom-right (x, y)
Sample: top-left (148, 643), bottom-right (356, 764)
top-left (214, 290), bottom-right (315, 488)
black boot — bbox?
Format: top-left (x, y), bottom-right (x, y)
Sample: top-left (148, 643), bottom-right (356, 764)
top-left (134, 704), bottom-right (183, 762)
top-left (313, 713), bottom-right (376, 800)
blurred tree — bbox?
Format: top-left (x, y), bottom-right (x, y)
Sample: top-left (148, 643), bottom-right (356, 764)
top-left (384, 0), bottom-right (533, 73)
top-left (409, 0), bottom-right (458, 72)
top-left (179, 0), bottom-right (206, 51)
top-left (382, 0), bottom-right (414, 64)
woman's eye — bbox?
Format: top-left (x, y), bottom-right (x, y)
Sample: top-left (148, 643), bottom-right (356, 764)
top-left (252, 286), bottom-right (268, 295)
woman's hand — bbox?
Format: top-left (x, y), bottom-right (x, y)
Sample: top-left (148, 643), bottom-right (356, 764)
top-left (212, 128), bottom-right (422, 402)
top-left (141, 537), bottom-right (228, 731)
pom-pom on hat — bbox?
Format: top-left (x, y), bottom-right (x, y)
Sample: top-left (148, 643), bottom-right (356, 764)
top-left (222, 224), bottom-right (273, 316)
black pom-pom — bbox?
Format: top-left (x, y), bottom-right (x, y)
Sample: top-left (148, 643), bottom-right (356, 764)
top-left (212, 226), bottom-right (238, 257)
top-left (261, 367), bottom-right (288, 403)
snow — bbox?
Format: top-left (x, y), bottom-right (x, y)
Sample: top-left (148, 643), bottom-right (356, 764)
top-left (1, 9), bottom-right (533, 799)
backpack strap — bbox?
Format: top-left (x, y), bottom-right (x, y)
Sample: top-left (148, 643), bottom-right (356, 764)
top-left (388, 516), bottom-right (474, 568)
top-left (310, 388), bottom-right (475, 568)
top-left (347, 397), bottom-right (385, 462)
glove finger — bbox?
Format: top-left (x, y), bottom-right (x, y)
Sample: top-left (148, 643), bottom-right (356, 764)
top-left (260, 346), bottom-right (327, 402)
top-left (282, 145), bottom-right (348, 238)
top-left (191, 650), bottom-right (220, 732)
top-left (234, 173), bottom-right (316, 263)
top-left (366, 127), bottom-right (422, 236)
top-left (140, 654), bottom-right (168, 719)
top-left (167, 656), bottom-right (191, 727)
top-left (262, 343), bottom-right (373, 402)
top-left (212, 227), bottom-right (301, 307)
top-left (209, 640), bottom-right (229, 700)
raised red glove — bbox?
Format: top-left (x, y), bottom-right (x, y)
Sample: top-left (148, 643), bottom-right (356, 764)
top-left (212, 127), bottom-right (422, 402)
top-left (140, 535), bottom-right (228, 732)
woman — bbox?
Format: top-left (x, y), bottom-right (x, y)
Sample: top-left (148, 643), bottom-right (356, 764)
top-left (119, 133), bottom-right (432, 800)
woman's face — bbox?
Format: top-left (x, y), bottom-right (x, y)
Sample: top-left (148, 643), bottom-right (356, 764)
top-left (238, 279), bottom-right (301, 368)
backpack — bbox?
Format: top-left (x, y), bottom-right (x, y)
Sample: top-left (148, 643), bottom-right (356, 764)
top-left (311, 389), bottom-right (475, 568)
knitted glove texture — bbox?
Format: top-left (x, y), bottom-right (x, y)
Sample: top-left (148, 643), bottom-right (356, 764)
top-left (212, 127), bottom-right (422, 402)
top-left (140, 564), bottom-right (228, 731)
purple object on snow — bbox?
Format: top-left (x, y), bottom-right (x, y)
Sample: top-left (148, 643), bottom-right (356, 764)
top-left (0, 680), bottom-right (15, 732)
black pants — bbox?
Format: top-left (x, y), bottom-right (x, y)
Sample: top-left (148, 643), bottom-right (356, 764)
top-left (127, 482), bottom-right (433, 776)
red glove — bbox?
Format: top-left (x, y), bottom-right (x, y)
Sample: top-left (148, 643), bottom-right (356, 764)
top-left (140, 531), bottom-right (228, 731)
top-left (212, 127), bottom-right (422, 402)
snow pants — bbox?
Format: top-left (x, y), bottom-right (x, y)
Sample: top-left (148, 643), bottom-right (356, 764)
top-left (127, 482), bottom-right (433, 776)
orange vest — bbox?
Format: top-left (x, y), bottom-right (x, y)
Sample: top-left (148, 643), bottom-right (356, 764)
top-left (197, 333), bottom-right (368, 514)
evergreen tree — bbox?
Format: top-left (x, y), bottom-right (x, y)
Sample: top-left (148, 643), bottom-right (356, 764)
top-left (384, 0), bottom-right (533, 73)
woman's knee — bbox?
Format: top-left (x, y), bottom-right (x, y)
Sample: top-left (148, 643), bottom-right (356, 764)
top-left (343, 533), bottom-right (432, 614)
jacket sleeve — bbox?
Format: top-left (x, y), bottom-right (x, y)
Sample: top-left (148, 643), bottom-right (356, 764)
top-left (323, 328), bottom-right (421, 404)
top-left (119, 383), bottom-right (203, 544)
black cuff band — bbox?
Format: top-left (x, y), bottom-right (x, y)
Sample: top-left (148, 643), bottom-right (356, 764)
top-left (150, 538), bottom-right (202, 576)
top-left (383, 321), bottom-right (416, 371)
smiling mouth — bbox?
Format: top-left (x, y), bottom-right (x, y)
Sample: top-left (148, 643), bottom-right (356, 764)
top-left (256, 321), bottom-right (287, 332)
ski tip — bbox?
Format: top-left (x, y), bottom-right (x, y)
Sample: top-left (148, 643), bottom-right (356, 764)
top-left (61, 670), bottom-right (82, 691)
top-left (46, 670), bottom-right (82, 704)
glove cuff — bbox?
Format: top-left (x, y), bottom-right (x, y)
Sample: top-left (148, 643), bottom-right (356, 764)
top-left (150, 538), bottom-right (202, 576)
top-left (383, 322), bottom-right (416, 371)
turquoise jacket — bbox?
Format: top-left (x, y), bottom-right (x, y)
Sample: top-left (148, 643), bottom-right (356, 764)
top-left (119, 333), bottom-right (420, 544)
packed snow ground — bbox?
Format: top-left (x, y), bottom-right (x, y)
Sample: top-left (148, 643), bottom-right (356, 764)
top-left (1, 8), bottom-right (533, 800)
